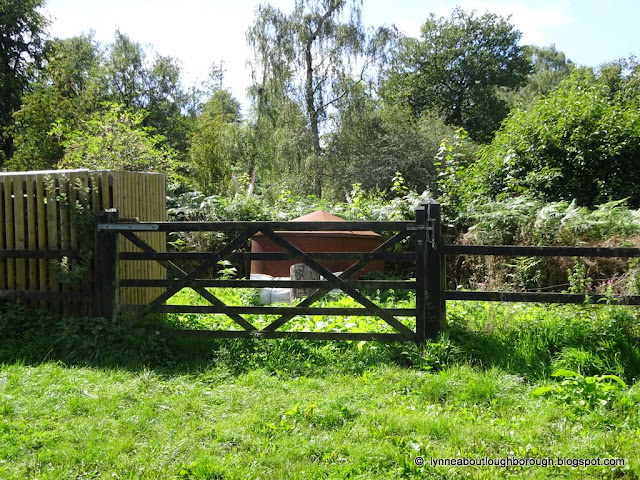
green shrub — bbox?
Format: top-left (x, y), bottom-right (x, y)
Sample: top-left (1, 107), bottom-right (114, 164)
top-left (466, 65), bottom-right (640, 207)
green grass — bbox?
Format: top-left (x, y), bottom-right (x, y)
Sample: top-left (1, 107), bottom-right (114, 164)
top-left (163, 286), bottom-right (417, 333)
top-left (1, 296), bottom-right (639, 479)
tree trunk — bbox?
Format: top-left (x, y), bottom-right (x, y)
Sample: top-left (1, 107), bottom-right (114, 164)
top-left (305, 40), bottom-right (324, 198)
top-left (302, 1), bottom-right (342, 199)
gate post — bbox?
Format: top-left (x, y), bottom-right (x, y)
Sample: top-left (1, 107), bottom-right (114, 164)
top-left (93, 209), bottom-right (119, 321)
top-left (414, 203), bottom-right (428, 345)
top-left (424, 200), bottom-right (446, 337)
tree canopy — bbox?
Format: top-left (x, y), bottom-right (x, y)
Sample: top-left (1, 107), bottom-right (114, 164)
top-left (247, 0), bottom-right (393, 197)
top-left (0, 0), bottom-right (48, 162)
top-left (384, 7), bottom-right (531, 142)
top-left (3, 0), bottom-right (637, 214)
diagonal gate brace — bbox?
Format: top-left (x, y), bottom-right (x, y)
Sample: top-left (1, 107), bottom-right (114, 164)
top-left (122, 230), bottom-right (257, 330)
top-left (259, 228), bottom-right (416, 342)
top-left (262, 230), bottom-right (412, 332)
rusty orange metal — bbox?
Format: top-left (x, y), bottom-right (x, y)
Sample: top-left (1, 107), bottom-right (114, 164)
top-left (250, 210), bottom-right (384, 277)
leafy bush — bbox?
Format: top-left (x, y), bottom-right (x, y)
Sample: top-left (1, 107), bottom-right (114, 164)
top-left (55, 102), bottom-right (177, 174)
top-left (466, 65), bottom-right (640, 207)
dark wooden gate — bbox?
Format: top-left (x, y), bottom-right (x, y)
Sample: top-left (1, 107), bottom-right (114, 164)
top-left (94, 202), bottom-right (445, 344)
top-left (93, 199), bottom-right (640, 345)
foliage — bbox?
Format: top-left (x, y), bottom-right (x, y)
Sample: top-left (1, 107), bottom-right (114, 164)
top-left (9, 34), bottom-right (103, 170)
top-left (9, 30), bottom-right (201, 173)
top-left (45, 175), bottom-right (95, 287)
top-left (433, 127), bottom-right (477, 223)
top-left (326, 99), bottom-right (463, 199)
top-left (247, 0), bottom-right (394, 197)
top-left (188, 90), bottom-right (242, 195)
top-left (566, 257), bottom-right (593, 294)
top-left (167, 172), bottom-right (430, 226)
top-left (94, 30), bottom-right (199, 160)
top-left (462, 198), bottom-right (640, 248)
top-left (531, 369), bottom-right (627, 413)
top-left (505, 44), bottom-right (573, 109)
top-left (383, 7), bottom-right (530, 142)
top-left (0, 0), bottom-right (48, 161)
top-left (55, 102), bottom-right (177, 173)
top-left (471, 64), bottom-right (640, 207)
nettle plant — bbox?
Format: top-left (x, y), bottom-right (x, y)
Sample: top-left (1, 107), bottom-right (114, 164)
top-left (531, 369), bottom-right (627, 412)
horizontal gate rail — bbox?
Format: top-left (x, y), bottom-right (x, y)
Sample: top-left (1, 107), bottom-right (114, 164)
top-left (444, 290), bottom-right (640, 305)
top-left (0, 249), bottom-right (84, 259)
top-left (119, 279), bottom-right (417, 289)
top-left (121, 305), bottom-right (417, 316)
top-left (99, 221), bottom-right (414, 232)
top-left (444, 244), bottom-right (640, 257)
top-left (119, 251), bottom-right (414, 261)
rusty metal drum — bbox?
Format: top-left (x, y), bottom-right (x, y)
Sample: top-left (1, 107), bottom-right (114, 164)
top-left (250, 210), bottom-right (384, 277)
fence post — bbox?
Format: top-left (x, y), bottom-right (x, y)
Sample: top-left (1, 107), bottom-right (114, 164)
top-left (414, 203), bottom-right (428, 345)
top-left (425, 200), bottom-right (446, 337)
top-left (93, 209), bottom-right (119, 320)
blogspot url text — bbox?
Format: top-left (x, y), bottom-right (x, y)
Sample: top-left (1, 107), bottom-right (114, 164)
top-left (414, 456), bottom-right (626, 468)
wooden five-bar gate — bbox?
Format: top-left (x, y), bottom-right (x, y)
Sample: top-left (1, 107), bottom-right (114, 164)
top-left (95, 200), bottom-right (640, 345)
top-left (95, 201), bottom-right (444, 344)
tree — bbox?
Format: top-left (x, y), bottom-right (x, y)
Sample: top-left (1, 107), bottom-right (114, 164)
top-left (0, 0), bottom-right (48, 162)
top-left (100, 31), bottom-right (194, 156)
top-left (57, 102), bottom-right (176, 173)
top-left (326, 84), bottom-right (461, 198)
top-left (507, 44), bottom-right (573, 108)
top-left (101, 31), bottom-right (147, 110)
top-left (468, 65), bottom-right (640, 207)
top-left (145, 54), bottom-right (193, 154)
top-left (247, 0), bottom-right (393, 196)
top-left (10, 34), bottom-right (102, 170)
top-left (188, 90), bottom-right (241, 194)
top-left (384, 7), bottom-right (530, 142)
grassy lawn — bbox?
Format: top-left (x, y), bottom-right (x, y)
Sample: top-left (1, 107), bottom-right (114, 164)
top-left (1, 293), bottom-right (639, 479)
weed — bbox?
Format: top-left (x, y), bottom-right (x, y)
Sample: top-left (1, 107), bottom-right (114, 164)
top-left (531, 369), bottom-right (628, 412)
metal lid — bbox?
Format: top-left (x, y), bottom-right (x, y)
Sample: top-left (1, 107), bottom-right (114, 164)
top-left (288, 210), bottom-right (380, 237)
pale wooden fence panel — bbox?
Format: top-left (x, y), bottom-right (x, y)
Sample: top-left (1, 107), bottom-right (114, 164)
top-left (4, 177), bottom-right (15, 290)
top-left (110, 170), bottom-right (166, 306)
top-left (0, 169), bottom-right (166, 313)
top-left (0, 179), bottom-right (5, 291)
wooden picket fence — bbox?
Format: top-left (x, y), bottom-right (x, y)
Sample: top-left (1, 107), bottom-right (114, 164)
top-left (0, 169), bottom-right (166, 315)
